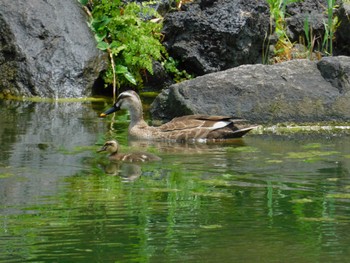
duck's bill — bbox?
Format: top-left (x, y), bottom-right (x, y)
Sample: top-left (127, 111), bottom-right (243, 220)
top-left (97, 145), bottom-right (107, 153)
top-left (100, 105), bottom-right (119, 117)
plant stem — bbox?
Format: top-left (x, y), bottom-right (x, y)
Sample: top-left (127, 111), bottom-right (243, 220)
top-left (327, 0), bottom-right (334, 55)
top-left (108, 51), bottom-right (117, 102)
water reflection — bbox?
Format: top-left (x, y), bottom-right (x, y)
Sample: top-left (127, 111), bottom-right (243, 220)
top-left (1, 99), bottom-right (350, 263)
top-left (100, 161), bottom-right (142, 182)
top-left (0, 99), bottom-right (107, 208)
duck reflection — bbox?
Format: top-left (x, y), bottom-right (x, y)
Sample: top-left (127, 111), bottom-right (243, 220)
top-left (97, 140), bottom-right (161, 181)
top-left (103, 162), bottom-right (143, 182)
top-left (128, 138), bottom-right (247, 154)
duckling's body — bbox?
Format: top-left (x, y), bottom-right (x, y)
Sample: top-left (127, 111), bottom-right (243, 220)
top-left (98, 140), bottom-right (161, 163)
top-left (100, 90), bottom-right (256, 142)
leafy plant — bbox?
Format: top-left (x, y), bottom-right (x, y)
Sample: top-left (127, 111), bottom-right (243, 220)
top-left (265, 0), bottom-right (301, 63)
top-left (163, 57), bottom-right (193, 83)
top-left (266, 0), bottom-right (341, 63)
top-left (302, 16), bottom-right (319, 60)
top-left (80, 0), bottom-right (169, 100)
top-left (322, 0), bottom-right (340, 56)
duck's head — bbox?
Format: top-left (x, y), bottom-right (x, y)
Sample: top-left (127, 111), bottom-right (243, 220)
top-left (97, 140), bottom-right (119, 154)
top-left (100, 90), bottom-right (141, 117)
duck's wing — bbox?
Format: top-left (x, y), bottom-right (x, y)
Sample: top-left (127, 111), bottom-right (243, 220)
top-left (158, 115), bottom-right (247, 132)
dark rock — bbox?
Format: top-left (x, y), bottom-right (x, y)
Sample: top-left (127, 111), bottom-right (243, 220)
top-left (162, 0), bottom-right (270, 76)
top-left (0, 0), bottom-right (107, 98)
top-left (150, 56), bottom-right (350, 124)
top-left (336, 2), bottom-right (350, 55)
top-left (317, 56), bottom-right (350, 94)
top-left (142, 61), bottom-right (174, 91)
top-left (285, 0), bottom-right (328, 43)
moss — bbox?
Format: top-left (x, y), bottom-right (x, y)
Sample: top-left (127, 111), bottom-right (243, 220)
top-left (254, 122), bottom-right (350, 134)
top-left (0, 95), bottom-right (106, 103)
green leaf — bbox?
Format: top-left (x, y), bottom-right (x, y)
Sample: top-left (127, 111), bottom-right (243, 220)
top-left (90, 16), bottom-right (111, 32)
top-left (95, 32), bottom-right (107, 43)
top-left (110, 43), bottom-right (126, 56)
top-left (114, 65), bottom-right (136, 85)
top-left (115, 65), bottom-right (128, 74)
top-left (123, 71), bottom-right (137, 85)
top-left (97, 41), bottom-right (109, 51)
top-left (79, 0), bottom-right (89, 6)
top-left (303, 16), bottom-right (310, 44)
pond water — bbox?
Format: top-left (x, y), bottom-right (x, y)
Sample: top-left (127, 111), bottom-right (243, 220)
top-left (1, 99), bottom-right (350, 263)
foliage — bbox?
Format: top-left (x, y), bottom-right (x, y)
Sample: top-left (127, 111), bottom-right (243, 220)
top-left (266, 0), bottom-right (300, 63)
top-left (322, 0), bottom-right (340, 56)
top-left (266, 0), bottom-right (340, 64)
top-left (90, 0), bottom-right (164, 88)
top-left (79, 0), bottom-right (191, 98)
top-left (163, 57), bottom-right (193, 83)
top-left (301, 16), bottom-right (320, 60)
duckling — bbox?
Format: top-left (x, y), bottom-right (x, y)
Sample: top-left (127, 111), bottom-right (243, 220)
top-left (97, 140), bottom-right (161, 162)
top-left (100, 90), bottom-right (256, 142)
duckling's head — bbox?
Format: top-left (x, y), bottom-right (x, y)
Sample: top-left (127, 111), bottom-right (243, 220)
top-left (97, 140), bottom-right (119, 154)
top-left (100, 90), bottom-right (141, 117)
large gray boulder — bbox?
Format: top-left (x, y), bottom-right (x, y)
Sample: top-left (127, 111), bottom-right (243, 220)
top-left (0, 0), bottom-right (107, 98)
top-left (150, 56), bottom-right (350, 124)
top-left (162, 0), bottom-right (270, 76)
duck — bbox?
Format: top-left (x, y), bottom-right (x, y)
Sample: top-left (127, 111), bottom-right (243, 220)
top-left (100, 90), bottom-right (256, 142)
top-left (97, 140), bottom-right (161, 162)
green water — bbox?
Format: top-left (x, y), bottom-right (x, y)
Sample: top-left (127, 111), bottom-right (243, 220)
top-left (1, 99), bottom-right (350, 263)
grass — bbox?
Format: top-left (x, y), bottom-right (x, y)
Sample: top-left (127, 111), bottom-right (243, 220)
top-left (265, 0), bottom-right (341, 63)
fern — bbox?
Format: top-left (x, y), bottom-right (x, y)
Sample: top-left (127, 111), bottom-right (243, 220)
top-left (80, 0), bottom-right (166, 95)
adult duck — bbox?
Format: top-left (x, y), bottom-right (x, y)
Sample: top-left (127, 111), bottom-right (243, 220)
top-left (100, 90), bottom-right (256, 142)
top-left (97, 140), bottom-right (161, 162)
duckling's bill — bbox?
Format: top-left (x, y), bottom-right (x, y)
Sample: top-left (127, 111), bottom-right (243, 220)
top-left (97, 145), bottom-right (107, 152)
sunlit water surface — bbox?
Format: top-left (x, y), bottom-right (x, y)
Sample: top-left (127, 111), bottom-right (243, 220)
top-left (1, 99), bottom-right (350, 263)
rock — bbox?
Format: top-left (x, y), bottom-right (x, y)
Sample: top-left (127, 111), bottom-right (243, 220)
top-left (0, 0), bottom-right (107, 98)
top-left (285, 0), bottom-right (328, 43)
top-left (150, 56), bottom-right (350, 124)
top-left (337, 2), bottom-right (350, 55)
top-left (142, 61), bottom-right (174, 91)
top-left (162, 0), bottom-right (270, 76)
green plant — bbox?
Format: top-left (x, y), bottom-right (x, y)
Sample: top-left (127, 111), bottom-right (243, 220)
top-left (322, 0), bottom-right (340, 56)
top-left (163, 57), bottom-right (192, 83)
top-left (265, 0), bottom-right (301, 63)
top-left (80, 0), bottom-right (167, 100)
top-left (303, 16), bottom-right (311, 57)
top-left (302, 16), bottom-right (318, 59)
top-left (266, 0), bottom-right (341, 63)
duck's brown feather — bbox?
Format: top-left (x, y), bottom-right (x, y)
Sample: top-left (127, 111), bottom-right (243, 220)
top-left (158, 115), bottom-right (245, 131)
top-left (101, 91), bottom-right (257, 141)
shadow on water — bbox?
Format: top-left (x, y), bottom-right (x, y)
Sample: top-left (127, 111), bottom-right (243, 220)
top-left (1, 99), bottom-right (350, 263)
